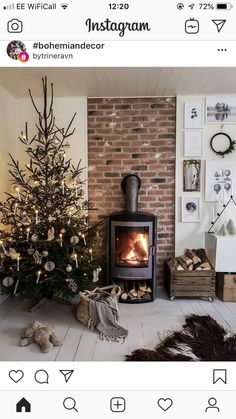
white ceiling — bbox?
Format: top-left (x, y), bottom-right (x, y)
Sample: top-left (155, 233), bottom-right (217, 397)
top-left (0, 67), bottom-right (236, 98)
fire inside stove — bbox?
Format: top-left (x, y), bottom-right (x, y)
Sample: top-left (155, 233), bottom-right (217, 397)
top-left (115, 226), bottom-right (149, 267)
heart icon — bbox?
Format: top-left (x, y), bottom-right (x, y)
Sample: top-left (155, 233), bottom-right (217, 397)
top-left (9, 370), bottom-right (24, 383)
top-left (157, 398), bottom-right (173, 411)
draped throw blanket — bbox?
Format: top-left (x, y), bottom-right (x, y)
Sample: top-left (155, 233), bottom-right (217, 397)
top-left (89, 293), bottom-right (128, 342)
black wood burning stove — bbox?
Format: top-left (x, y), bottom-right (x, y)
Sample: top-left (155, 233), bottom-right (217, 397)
top-left (107, 174), bottom-right (157, 303)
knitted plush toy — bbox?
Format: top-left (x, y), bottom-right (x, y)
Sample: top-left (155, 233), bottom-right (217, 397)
top-left (20, 320), bottom-right (63, 353)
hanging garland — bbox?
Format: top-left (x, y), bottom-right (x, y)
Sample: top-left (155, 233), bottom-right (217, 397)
top-left (210, 132), bottom-right (236, 158)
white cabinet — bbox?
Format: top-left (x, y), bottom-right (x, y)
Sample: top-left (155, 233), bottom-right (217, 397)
top-left (205, 232), bottom-right (236, 272)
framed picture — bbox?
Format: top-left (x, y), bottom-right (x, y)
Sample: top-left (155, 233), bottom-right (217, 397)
top-left (181, 196), bottom-right (200, 222)
top-left (184, 131), bottom-right (202, 157)
top-left (205, 161), bottom-right (236, 202)
top-left (206, 96), bottom-right (236, 124)
top-left (183, 160), bottom-right (201, 192)
top-left (184, 102), bottom-right (203, 129)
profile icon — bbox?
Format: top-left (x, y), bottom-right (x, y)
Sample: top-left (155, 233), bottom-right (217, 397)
top-left (7, 40), bottom-right (29, 62)
top-left (205, 397), bottom-right (220, 412)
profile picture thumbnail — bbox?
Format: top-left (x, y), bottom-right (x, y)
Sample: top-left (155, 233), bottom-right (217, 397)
top-left (7, 40), bottom-right (28, 60)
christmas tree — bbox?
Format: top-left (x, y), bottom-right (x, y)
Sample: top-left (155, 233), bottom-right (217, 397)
top-left (0, 77), bottom-right (102, 301)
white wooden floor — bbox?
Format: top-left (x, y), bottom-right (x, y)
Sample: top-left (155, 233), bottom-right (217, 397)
top-left (0, 289), bottom-right (236, 361)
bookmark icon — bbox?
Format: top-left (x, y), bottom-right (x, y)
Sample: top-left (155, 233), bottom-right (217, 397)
top-left (213, 369), bottom-right (227, 384)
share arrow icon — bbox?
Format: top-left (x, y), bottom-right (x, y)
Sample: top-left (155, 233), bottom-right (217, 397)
top-left (212, 19), bottom-right (226, 33)
top-left (59, 369), bottom-right (74, 383)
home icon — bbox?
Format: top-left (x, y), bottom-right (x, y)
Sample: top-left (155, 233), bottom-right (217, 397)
top-left (16, 397), bottom-right (31, 413)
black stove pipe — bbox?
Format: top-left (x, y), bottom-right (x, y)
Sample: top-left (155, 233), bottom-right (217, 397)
top-left (121, 174), bottom-right (141, 213)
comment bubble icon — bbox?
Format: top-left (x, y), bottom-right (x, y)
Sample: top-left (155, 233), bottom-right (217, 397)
top-left (34, 369), bottom-right (49, 384)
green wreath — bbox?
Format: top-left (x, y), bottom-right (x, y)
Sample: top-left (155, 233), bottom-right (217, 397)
top-left (210, 132), bottom-right (236, 158)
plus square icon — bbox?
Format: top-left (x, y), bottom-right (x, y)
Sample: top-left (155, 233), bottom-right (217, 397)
top-left (110, 397), bottom-right (126, 412)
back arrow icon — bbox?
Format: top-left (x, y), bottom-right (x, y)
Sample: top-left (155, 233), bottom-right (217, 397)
top-left (212, 19), bottom-right (226, 33)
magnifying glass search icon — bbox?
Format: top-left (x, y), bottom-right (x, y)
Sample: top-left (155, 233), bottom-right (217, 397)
top-left (63, 397), bottom-right (78, 412)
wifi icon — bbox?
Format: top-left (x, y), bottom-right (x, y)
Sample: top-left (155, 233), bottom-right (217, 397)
top-left (61, 3), bottom-right (69, 9)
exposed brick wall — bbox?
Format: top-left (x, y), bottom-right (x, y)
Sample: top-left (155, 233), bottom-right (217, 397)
top-left (87, 97), bottom-right (176, 285)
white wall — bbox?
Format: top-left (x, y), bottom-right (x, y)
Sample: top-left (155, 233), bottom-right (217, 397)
top-left (16, 96), bottom-right (88, 190)
top-left (175, 95), bottom-right (236, 256)
top-left (0, 88), bottom-right (88, 196)
top-left (0, 86), bottom-right (18, 200)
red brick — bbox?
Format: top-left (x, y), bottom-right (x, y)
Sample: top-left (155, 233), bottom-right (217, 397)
top-left (88, 96), bottom-right (176, 286)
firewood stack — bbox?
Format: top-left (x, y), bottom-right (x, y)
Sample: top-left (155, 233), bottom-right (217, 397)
top-left (119, 281), bottom-right (152, 302)
top-left (173, 248), bottom-right (212, 271)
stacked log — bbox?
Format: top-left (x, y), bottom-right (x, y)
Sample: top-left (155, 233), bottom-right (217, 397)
top-left (174, 248), bottom-right (212, 271)
top-left (120, 281), bottom-right (152, 302)
top-left (166, 249), bottom-right (215, 300)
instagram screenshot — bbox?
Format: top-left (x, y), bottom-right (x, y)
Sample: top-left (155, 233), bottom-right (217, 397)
top-left (0, 0), bottom-right (236, 417)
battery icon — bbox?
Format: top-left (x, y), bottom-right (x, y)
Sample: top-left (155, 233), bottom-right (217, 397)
top-left (216, 3), bottom-right (233, 9)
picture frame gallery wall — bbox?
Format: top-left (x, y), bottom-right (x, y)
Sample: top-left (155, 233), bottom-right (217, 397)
top-left (175, 95), bottom-right (236, 256)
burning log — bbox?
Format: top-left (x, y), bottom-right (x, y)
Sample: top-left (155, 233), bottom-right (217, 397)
top-left (134, 240), bottom-right (148, 260)
top-left (117, 231), bottom-right (148, 265)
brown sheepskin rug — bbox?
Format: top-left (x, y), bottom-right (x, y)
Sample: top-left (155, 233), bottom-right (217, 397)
top-left (126, 314), bottom-right (236, 361)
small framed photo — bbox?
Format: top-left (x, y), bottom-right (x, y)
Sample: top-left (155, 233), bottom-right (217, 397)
top-left (205, 160), bottom-right (235, 202)
top-left (183, 159), bottom-right (201, 192)
top-left (184, 131), bottom-right (202, 157)
top-left (206, 96), bottom-right (236, 124)
top-left (181, 196), bottom-right (200, 223)
top-left (184, 102), bottom-right (203, 129)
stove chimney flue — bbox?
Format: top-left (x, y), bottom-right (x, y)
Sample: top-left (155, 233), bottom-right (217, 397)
top-left (121, 174), bottom-right (141, 213)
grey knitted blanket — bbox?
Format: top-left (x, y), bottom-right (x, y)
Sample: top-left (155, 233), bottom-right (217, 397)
top-left (88, 293), bottom-right (128, 342)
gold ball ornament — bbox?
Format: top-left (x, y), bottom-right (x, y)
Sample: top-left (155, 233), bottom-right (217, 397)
top-left (66, 264), bottom-right (73, 272)
top-left (65, 174), bottom-right (74, 189)
top-left (31, 234), bottom-right (38, 242)
top-left (44, 261), bottom-right (55, 271)
top-left (78, 188), bottom-right (85, 196)
top-left (3, 277), bottom-right (14, 287)
top-left (22, 216), bottom-right (31, 226)
top-left (70, 235), bottom-right (79, 245)
top-left (53, 136), bottom-right (60, 146)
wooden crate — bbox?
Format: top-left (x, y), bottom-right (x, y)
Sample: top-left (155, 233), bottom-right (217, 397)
top-left (216, 272), bottom-right (236, 301)
top-left (166, 259), bottom-right (215, 301)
